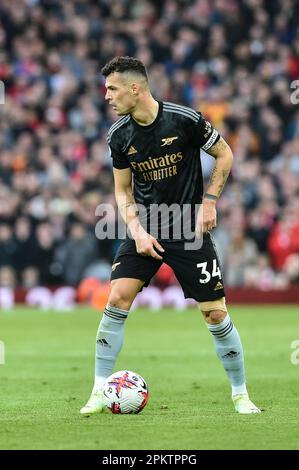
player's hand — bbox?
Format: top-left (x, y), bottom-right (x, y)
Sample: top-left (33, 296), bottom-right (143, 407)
top-left (134, 232), bottom-right (165, 260)
top-left (197, 200), bottom-right (217, 236)
top-left (203, 199), bottom-right (217, 233)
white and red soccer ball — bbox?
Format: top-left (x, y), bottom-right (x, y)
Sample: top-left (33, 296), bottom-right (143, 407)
top-left (103, 370), bottom-right (149, 414)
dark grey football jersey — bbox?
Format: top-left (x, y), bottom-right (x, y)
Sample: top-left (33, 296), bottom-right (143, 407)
top-left (108, 101), bottom-right (220, 239)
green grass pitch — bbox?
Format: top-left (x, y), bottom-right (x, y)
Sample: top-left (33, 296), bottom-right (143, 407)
top-left (0, 305), bottom-right (299, 450)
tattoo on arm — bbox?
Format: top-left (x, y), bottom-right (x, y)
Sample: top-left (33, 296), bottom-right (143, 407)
top-left (208, 168), bottom-right (230, 197)
top-left (217, 169), bottom-right (230, 197)
top-left (209, 166), bottom-right (218, 186)
top-left (206, 137), bottom-right (228, 158)
top-left (205, 136), bottom-right (232, 197)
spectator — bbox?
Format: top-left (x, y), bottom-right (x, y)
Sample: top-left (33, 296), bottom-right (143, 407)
top-left (61, 222), bottom-right (98, 286)
top-left (34, 222), bottom-right (60, 285)
top-left (0, 266), bottom-right (16, 288)
top-left (13, 217), bottom-right (36, 274)
top-left (267, 205), bottom-right (299, 270)
top-left (0, 224), bottom-right (16, 267)
top-left (224, 228), bottom-right (259, 287)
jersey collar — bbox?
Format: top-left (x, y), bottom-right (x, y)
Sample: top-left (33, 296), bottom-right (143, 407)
top-left (131, 101), bottom-right (163, 131)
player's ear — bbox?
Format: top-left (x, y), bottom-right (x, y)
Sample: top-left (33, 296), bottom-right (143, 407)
top-left (131, 83), bottom-right (138, 95)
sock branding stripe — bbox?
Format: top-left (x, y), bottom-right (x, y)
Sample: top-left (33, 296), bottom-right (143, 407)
top-left (211, 323), bottom-right (234, 338)
top-left (106, 304), bottom-right (129, 316)
top-left (104, 308), bottom-right (127, 318)
top-left (103, 311), bottom-right (127, 321)
top-left (215, 327), bottom-right (234, 339)
top-left (209, 320), bottom-right (233, 334)
top-left (210, 324), bottom-right (232, 335)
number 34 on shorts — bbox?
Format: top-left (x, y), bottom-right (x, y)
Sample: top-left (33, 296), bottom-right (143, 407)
top-left (197, 259), bottom-right (222, 284)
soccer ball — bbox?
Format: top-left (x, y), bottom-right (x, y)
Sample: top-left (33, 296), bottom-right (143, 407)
top-left (102, 370), bottom-right (149, 414)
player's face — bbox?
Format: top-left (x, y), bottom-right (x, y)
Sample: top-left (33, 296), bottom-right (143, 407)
top-left (105, 73), bottom-right (136, 115)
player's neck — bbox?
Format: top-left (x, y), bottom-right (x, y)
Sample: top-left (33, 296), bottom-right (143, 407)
top-left (131, 96), bottom-right (159, 126)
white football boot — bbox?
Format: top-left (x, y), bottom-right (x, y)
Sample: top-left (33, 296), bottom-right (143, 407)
top-left (232, 393), bottom-right (261, 414)
top-left (80, 389), bottom-right (106, 416)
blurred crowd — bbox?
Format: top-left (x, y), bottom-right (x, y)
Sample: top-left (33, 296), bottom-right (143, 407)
top-left (0, 0), bottom-right (299, 289)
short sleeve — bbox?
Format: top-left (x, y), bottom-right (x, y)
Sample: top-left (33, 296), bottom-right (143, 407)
top-left (192, 114), bottom-right (220, 151)
top-left (108, 142), bottom-right (131, 169)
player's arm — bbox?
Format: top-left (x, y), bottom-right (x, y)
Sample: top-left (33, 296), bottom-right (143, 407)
top-left (113, 168), bottom-right (164, 260)
top-left (113, 167), bottom-right (141, 235)
top-left (202, 136), bottom-right (233, 233)
top-left (205, 136), bottom-right (233, 199)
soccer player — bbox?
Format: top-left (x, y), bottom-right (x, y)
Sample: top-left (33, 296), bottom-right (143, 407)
top-left (80, 56), bottom-right (261, 415)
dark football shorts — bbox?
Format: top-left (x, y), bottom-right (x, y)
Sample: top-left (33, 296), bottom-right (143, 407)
top-left (110, 233), bottom-right (225, 302)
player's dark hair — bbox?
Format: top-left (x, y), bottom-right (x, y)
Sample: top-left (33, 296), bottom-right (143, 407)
top-left (101, 56), bottom-right (148, 81)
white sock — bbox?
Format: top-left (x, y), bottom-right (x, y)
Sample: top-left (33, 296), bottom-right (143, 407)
top-left (232, 384), bottom-right (248, 397)
top-left (93, 304), bottom-right (129, 393)
top-left (207, 314), bottom-right (247, 395)
top-left (92, 376), bottom-right (106, 394)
